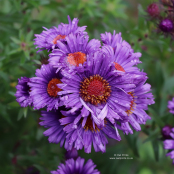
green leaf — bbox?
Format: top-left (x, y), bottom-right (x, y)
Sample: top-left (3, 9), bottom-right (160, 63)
top-left (23, 107), bottom-right (28, 118)
top-left (124, 132), bottom-right (139, 157)
top-left (10, 37), bottom-right (21, 44)
top-left (152, 140), bottom-right (159, 161)
top-left (26, 30), bottom-right (34, 42)
top-left (143, 129), bottom-right (159, 144)
top-left (148, 108), bottom-right (164, 127)
top-left (8, 101), bottom-right (19, 107)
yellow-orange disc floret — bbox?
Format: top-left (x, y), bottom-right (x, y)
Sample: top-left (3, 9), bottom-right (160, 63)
top-left (52, 35), bottom-right (66, 44)
top-left (67, 52), bottom-right (86, 67)
top-left (126, 92), bottom-right (136, 115)
top-left (80, 75), bottom-right (111, 105)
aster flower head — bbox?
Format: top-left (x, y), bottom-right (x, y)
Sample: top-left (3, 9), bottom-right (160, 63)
top-left (28, 64), bottom-right (63, 111)
top-left (15, 77), bottom-right (32, 107)
top-left (51, 157), bottom-right (100, 174)
top-left (159, 18), bottom-right (174, 32)
top-left (120, 75), bottom-right (155, 135)
top-left (34, 15), bottom-right (87, 52)
top-left (39, 108), bottom-right (67, 147)
top-left (168, 97), bottom-right (174, 114)
top-left (101, 31), bottom-right (134, 53)
top-left (48, 33), bottom-right (101, 73)
top-left (102, 44), bottom-right (142, 75)
top-left (163, 127), bottom-right (174, 164)
top-left (40, 106), bottom-right (121, 153)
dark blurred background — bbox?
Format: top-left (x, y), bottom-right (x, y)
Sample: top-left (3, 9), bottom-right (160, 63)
top-left (1, 0), bottom-right (174, 174)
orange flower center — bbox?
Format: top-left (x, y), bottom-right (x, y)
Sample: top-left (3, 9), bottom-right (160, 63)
top-left (80, 75), bottom-right (111, 105)
top-left (114, 62), bottom-right (125, 72)
top-left (126, 92), bottom-right (136, 115)
top-left (82, 115), bottom-right (107, 132)
top-left (47, 78), bottom-right (62, 97)
top-left (52, 35), bottom-right (66, 44)
top-left (67, 52), bottom-right (86, 67)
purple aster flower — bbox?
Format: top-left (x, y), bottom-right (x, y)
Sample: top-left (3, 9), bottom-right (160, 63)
top-left (56, 50), bottom-right (144, 127)
top-left (39, 108), bottom-right (67, 147)
top-left (163, 127), bottom-right (174, 164)
top-left (168, 97), bottom-right (174, 114)
top-left (48, 33), bottom-right (101, 73)
top-left (59, 108), bottom-right (122, 153)
top-left (51, 157), bottom-right (100, 174)
top-left (159, 18), bottom-right (174, 32)
top-left (120, 74), bottom-right (155, 134)
top-left (34, 16), bottom-right (87, 52)
top-left (15, 77), bottom-right (32, 107)
top-left (101, 31), bottom-right (135, 53)
top-left (40, 106), bottom-right (121, 153)
top-left (102, 45), bottom-right (142, 74)
top-left (28, 64), bottom-right (63, 111)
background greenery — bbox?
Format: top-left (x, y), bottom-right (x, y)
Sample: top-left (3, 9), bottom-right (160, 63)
top-left (1, 0), bottom-right (174, 173)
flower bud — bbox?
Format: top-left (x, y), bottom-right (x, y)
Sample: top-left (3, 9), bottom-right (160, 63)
top-left (162, 125), bottom-right (173, 139)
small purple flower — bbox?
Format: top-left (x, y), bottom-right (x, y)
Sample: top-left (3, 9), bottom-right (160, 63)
top-left (168, 98), bottom-right (174, 114)
top-left (34, 16), bottom-right (87, 52)
top-left (101, 31), bottom-right (134, 53)
top-left (15, 77), bottom-right (32, 107)
top-left (48, 33), bottom-right (101, 73)
top-left (39, 108), bottom-right (67, 146)
top-left (40, 107), bottom-right (121, 153)
top-left (59, 108), bottom-right (122, 153)
top-left (28, 64), bottom-right (63, 111)
top-left (163, 128), bottom-right (174, 164)
top-left (162, 125), bottom-right (173, 139)
top-left (51, 157), bottom-right (100, 174)
top-left (159, 18), bottom-right (174, 32)
top-left (102, 45), bottom-right (142, 74)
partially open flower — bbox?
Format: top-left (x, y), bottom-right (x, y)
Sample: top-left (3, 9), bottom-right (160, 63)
top-left (159, 18), bottom-right (174, 32)
top-left (15, 77), bottom-right (32, 107)
top-left (162, 125), bottom-right (173, 139)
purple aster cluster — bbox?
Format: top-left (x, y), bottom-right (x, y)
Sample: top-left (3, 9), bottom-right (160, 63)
top-left (15, 15), bottom-right (154, 153)
top-left (15, 15), bottom-right (155, 172)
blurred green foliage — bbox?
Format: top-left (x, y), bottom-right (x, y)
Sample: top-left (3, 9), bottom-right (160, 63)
top-left (1, 0), bottom-right (174, 174)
